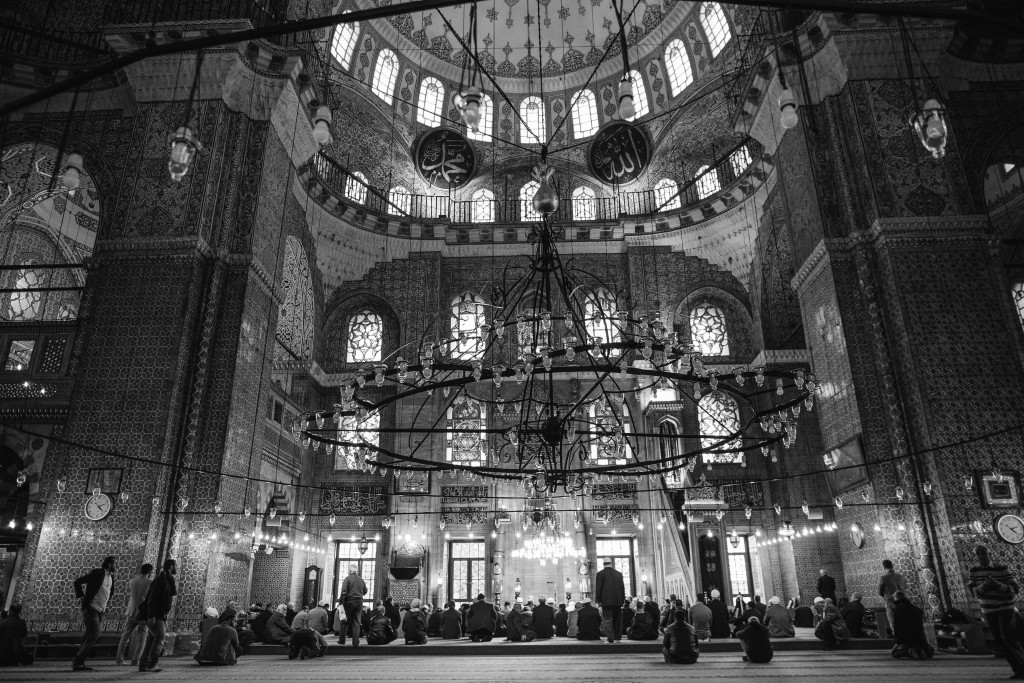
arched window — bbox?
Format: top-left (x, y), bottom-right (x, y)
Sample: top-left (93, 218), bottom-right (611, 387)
top-left (372, 49), bottom-right (399, 104)
top-left (729, 145), bottom-right (752, 176)
top-left (346, 310), bottom-right (383, 364)
top-left (664, 40), bottom-right (693, 96)
top-left (701, 2), bottom-right (731, 58)
top-left (694, 165), bottom-right (720, 199)
top-left (625, 70), bottom-right (649, 121)
top-left (698, 392), bottom-right (742, 463)
top-left (572, 186), bottom-right (597, 221)
top-left (346, 171), bottom-right (368, 204)
top-left (570, 89), bottom-right (599, 139)
top-left (417, 77), bottom-right (445, 127)
top-left (388, 185), bottom-right (410, 215)
top-left (654, 178), bottom-right (681, 211)
top-left (520, 96), bottom-right (546, 145)
top-left (467, 94), bottom-right (493, 142)
top-left (447, 394), bottom-right (486, 467)
top-left (590, 399), bottom-right (632, 466)
top-left (275, 237), bottom-right (315, 361)
top-left (690, 303), bottom-right (729, 356)
top-left (520, 181), bottom-right (541, 222)
top-left (331, 16), bottom-right (360, 70)
top-left (1013, 281), bottom-right (1024, 330)
top-left (659, 420), bottom-right (685, 488)
top-left (7, 260), bottom-right (42, 321)
top-left (451, 292), bottom-right (485, 359)
top-left (585, 288), bottom-right (620, 346)
top-left (336, 410), bottom-right (381, 470)
top-left (470, 188), bottom-right (495, 223)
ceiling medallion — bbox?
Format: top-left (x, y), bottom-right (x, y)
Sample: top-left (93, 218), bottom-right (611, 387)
top-left (587, 121), bottom-right (651, 186)
top-left (413, 127), bottom-right (477, 190)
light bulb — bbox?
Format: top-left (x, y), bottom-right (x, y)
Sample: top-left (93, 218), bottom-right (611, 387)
top-left (62, 153), bottom-right (84, 190)
top-left (312, 105), bottom-right (333, 144)
top-left (459, 86), bottom-right (482, 131)
top-left (779, 88), bottom-right (799, 129)
top-left (617, 76), bottom-right (635, 120)
top-left (168, 127), bottom-right (202, 182)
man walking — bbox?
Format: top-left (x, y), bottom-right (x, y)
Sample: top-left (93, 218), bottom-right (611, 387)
top-left (339, 564), bottom-right (367, 647)
top-left (138, 558), bottom-right (177, 673)
top-left (877, 559), bottom-right (906, 637)
top-left (115, 563), bottom-right (153, 666)
top-left (970, 545), bottom-right (1024, 679)
top-left (594, 557), bottom-right (625, 643)
top-left (72, 555), bottom-right (116, 671)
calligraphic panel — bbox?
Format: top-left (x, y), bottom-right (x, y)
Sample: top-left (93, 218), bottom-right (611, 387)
top-left (318, 486), bottom-right (387, 514)
top-left (587, 122), bottom-right (651, 186)
top-left (413, 128), bottom-right (477, 189)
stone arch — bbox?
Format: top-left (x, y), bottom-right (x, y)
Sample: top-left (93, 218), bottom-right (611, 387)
top-left (321, 291), bottom-right (401, 373)
top-left (672, 286), bottom-right (756, 363)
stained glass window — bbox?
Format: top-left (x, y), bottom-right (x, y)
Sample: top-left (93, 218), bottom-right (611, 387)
top-left (699, 391), bottom-right (742, 463)
top-left (665, 40), bottom-right (694, 96)
top-left (520, 96), bottom-right (546, 144)
top-left (585, 288), bottom-right (619, 346)
top-left (471, 188), bottom-right (495, 223)
top-left (335, 540), bottom-right (377, 607)
top-left (418, 77), bottom-right (445, 127)
top-left (4, 339), bottom-right (34, 372)
top-left (654, 178), bottom-right (681, 211)
top-left (572, 186), bottom-right (597, 221)
top-left (346, 171), bottom-right (368, 204)
top-left (701, 2), bottom-right (731, 58)
top-left (727, 535), bottom-right (753, 601)
top-left (275, 238), bottom-right (315, 361)
top-left (449, 540), bottom-right (486, 602)
top-left (331, 15), bottom-right (360, 70)
top-left (447, 395), bottom-right (486, 466)
top-left (695, 165), bottom-right (721, 199)
top-left (596, 537), bottom-right (636, 596)
top-left (625, 70), bottom-right (649, 121)
top-left (467, 94), bottom-right (493, 142)
top-left (590, 399), bottom-right (631, 466)
top-left (1013, 281), bottom-right (1024, 331)
top-left (372, 49), bottom-right (399, 104)
top-left (570, 89), bottom-right (599, 139)
top-left (388, 185), bottom-right (410, 215)
top-left (7, 261), bottom-right (42, 321)
top-left (520, 181), bottom-right (541, 222)
top-left (730, 145), bottom-right (752, 176)
top-left (346, 310), bottom-right (383, 364)
top-left (451, 293), bottom-right (485, 359)
top-left (690, 303), bottom-right (729, 356)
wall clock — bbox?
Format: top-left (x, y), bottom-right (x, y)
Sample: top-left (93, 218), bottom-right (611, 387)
top-left (84, 493), bottom-right (112, 521)
top-left (850, 523), bottom-right (865, 549)
top-left (994, 513), bottom-right (1024, 544)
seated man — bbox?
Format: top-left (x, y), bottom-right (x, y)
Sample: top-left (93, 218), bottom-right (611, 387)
top-left (200, 607), bottom-right (219, 642)
top-left (533, 596), bottom-right (555, 639)
top-left (576, 601), bottom-right (602, 641)
top-left (195, 613), bottom-right (242, 666)
top-left (554, 603), bottom-right (569, 637)
top-left (505, 602), bottom-right (536, 642)
top-left (306, 602), bottom-right (331, 635)
top-left (735, 616), bottom-right (774, 663)
top-left (223, 600), bottom-right (255, 653)
top-left (366, 602), bottom-right (397, 645)
top-left (688, 596), bottom-right (712, 641)
top-left (466, 593), bottom-right (497, 642)
top-left (890, 591), bottom-right (934, 660)
top-left (626, 607), bottom-right (655, 640)
top-left (251, 604), bottom-right (273, 642)
top-left (0, 604), bottom-right (33, 666)
top-left (402, 599), bottom-right (429, 645)
top-left (840, 593), bottom-right (866, 638)
top-left (764, 596), bottom-right (795, 638)
top-left (264, 604), bottom-right (293, 645)
top-left (566, 603), bottom-right (579, 639)
top-left (440, 602), bottom-right (463, 639)
top-left (288, 626), bottom-right (327, 660)
top-left (662, 610), bottom-right (699, 665)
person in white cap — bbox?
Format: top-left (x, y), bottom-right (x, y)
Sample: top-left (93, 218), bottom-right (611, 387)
top-left (595, 557), bottom-right (625, 643)
top-left (708, 589), bottom-right (730, 638)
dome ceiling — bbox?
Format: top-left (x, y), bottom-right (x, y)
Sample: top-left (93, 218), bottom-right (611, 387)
top-left (363, 0), bottom-right (696, 88)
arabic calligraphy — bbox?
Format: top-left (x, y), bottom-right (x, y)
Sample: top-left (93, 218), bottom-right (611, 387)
top-left (587, 122), bottom-right (650, 185)
top-left (318, 487), bottom-right (387, 514)
top-left (414, 128), bottom-right (477, 189)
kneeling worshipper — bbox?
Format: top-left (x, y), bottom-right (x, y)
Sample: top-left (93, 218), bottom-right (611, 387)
top-left (366, 602), bottom-right (397, 645)
top-left (195, 613), bottom-right (243, 666)
top-left (402, 600), bottom-right (429, 645)
top-left (466, 594), bottom-right (497, 642)
top-left (662, 610), bottom-right (699, 665)
top-left (891, 592), bottom-right (935, 660)
top-left (735, 616), bottom-right (774, 663)
top-left (576, 601), bottom-right (602, 641)
top-left (505, 602), bottom-right (536, 642)
top-left (764, 597), bottom-right (794, 638)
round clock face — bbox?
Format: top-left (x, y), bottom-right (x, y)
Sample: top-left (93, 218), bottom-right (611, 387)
top-left (850, 523), bottom-right (865, 549)
top-left (84, 493), bottom-right (112, 521)
top-left (995, 514), bottom-right (1024, 544)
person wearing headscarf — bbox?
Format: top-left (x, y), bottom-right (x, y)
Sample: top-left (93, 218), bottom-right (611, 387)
top-left (662, 610), bottom-right (699, 665)
top-left (764, 596), bottom-right (794, 638)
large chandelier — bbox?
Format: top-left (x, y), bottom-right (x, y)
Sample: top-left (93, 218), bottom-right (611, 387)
top-left (511, 496), bottom-right (583, 561)
top-left (297, 217), bottom-right (820, 492)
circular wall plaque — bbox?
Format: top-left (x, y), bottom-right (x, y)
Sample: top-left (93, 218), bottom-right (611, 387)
top-left (587, 121), bottom-right (651, 186)
top-left (413, 127), bottom-right (477, 190)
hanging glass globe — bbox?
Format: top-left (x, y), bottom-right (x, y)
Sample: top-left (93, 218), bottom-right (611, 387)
top-left (16, 471), bottom-right (27, 487)
top-left (457, 85), bottom-right (483, 132)
top-left (120, 491), bottom-right (129, 503)
top-left (61, 152), bottom-right (84, 189)
top-left (168, 127), bottom-right (203, 182)
top-left (531, 163), bottom-right (558, 215)
top-left (910, 99), bottom-right (948, 159)
top-left (311, 105), bottom-right (333, 145)
top-left (617, 75), bottom-right (635, 120)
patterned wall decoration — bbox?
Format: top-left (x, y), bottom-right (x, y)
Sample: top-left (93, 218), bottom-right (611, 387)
top-left (275, 236), bottom-right (316, 361)
top-left (318, 487), bottom-right (388, 514)
top-left (250, 547), bottom-right (295, 608)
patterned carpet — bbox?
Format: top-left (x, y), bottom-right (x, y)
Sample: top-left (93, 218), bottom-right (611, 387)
top-left (6, 651), bottom-right (1012, 682)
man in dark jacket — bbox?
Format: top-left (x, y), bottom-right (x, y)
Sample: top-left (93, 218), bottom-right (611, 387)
top-left (427, 604), bottom-right (442, 637)
top-left (891, 591), bottom-right (934, 660)
top-left (576, 601), bottom-right (602, 641)
top-left (383, 597), bottom-right (400, 630)
top-left (595, 557), bottom-right (626, 643)
top-left (662, 610), bottom-right (699, 664)
top-left (366, 603), bottom-right (396, 645)
top-left (505, 602), bottom-right (536, 642)
top-left (72, 555), bottom-right (117, 671)
top-left (735, 616), bottom-right (774, 663)
top-left (752, 596), bottom-right (768, 620)
top-left (817, 570), bottom-right (837, 605)
top-left (554, 603), bottom-right (569, 637)
top-left (708, 590), bottom-right (731, 638)
top-left (138, 558), bottom-right (177, 673)
top-left (264, 604), bottom-right (293, 644)
top-left (532, 595), bottom-right (555, 639)
top-left (0, 604), bottom-right (32, 666)
top-left (251, 604), bottom-right (273, 641)
top-left (840, 592), bottom-right (866, 637)
top-left (440, 602), bottom-right (462, 639)
top-left (402, 600), bottom-right (428, 644)
top-left (339, 565), bottom-right (367, 647)
top-left (196, 613), bottom-right (242, 666)
top-left (627, 607), bottom-right (656, 640)
top-left (466, 594), bottom-right (497, 642)
top-left (622, 600), bottom-right (636, 636)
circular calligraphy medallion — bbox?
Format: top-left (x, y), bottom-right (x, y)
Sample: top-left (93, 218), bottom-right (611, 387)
top-left (413, 127), bottom-right (477, 190)
top-left (587, 121), bottom-right (651, 186)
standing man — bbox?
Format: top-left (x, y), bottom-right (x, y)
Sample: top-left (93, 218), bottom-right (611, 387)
top-left (72, 555), bottom-right (116, 672)
top-left (138, 558), bottom-right (177, 673)
top-left (594, 557), bottom-right (625, 644)
top-left (877, 559), bottom-right (906, 637)
top-left (115, 563), bottom-right (153, 666)
top-left (817, 569), bottom-right (837, 605)
top-left (339, 564), bottom-right (367, 647)
top-left (970, 545), bottom-right (1024, 680)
